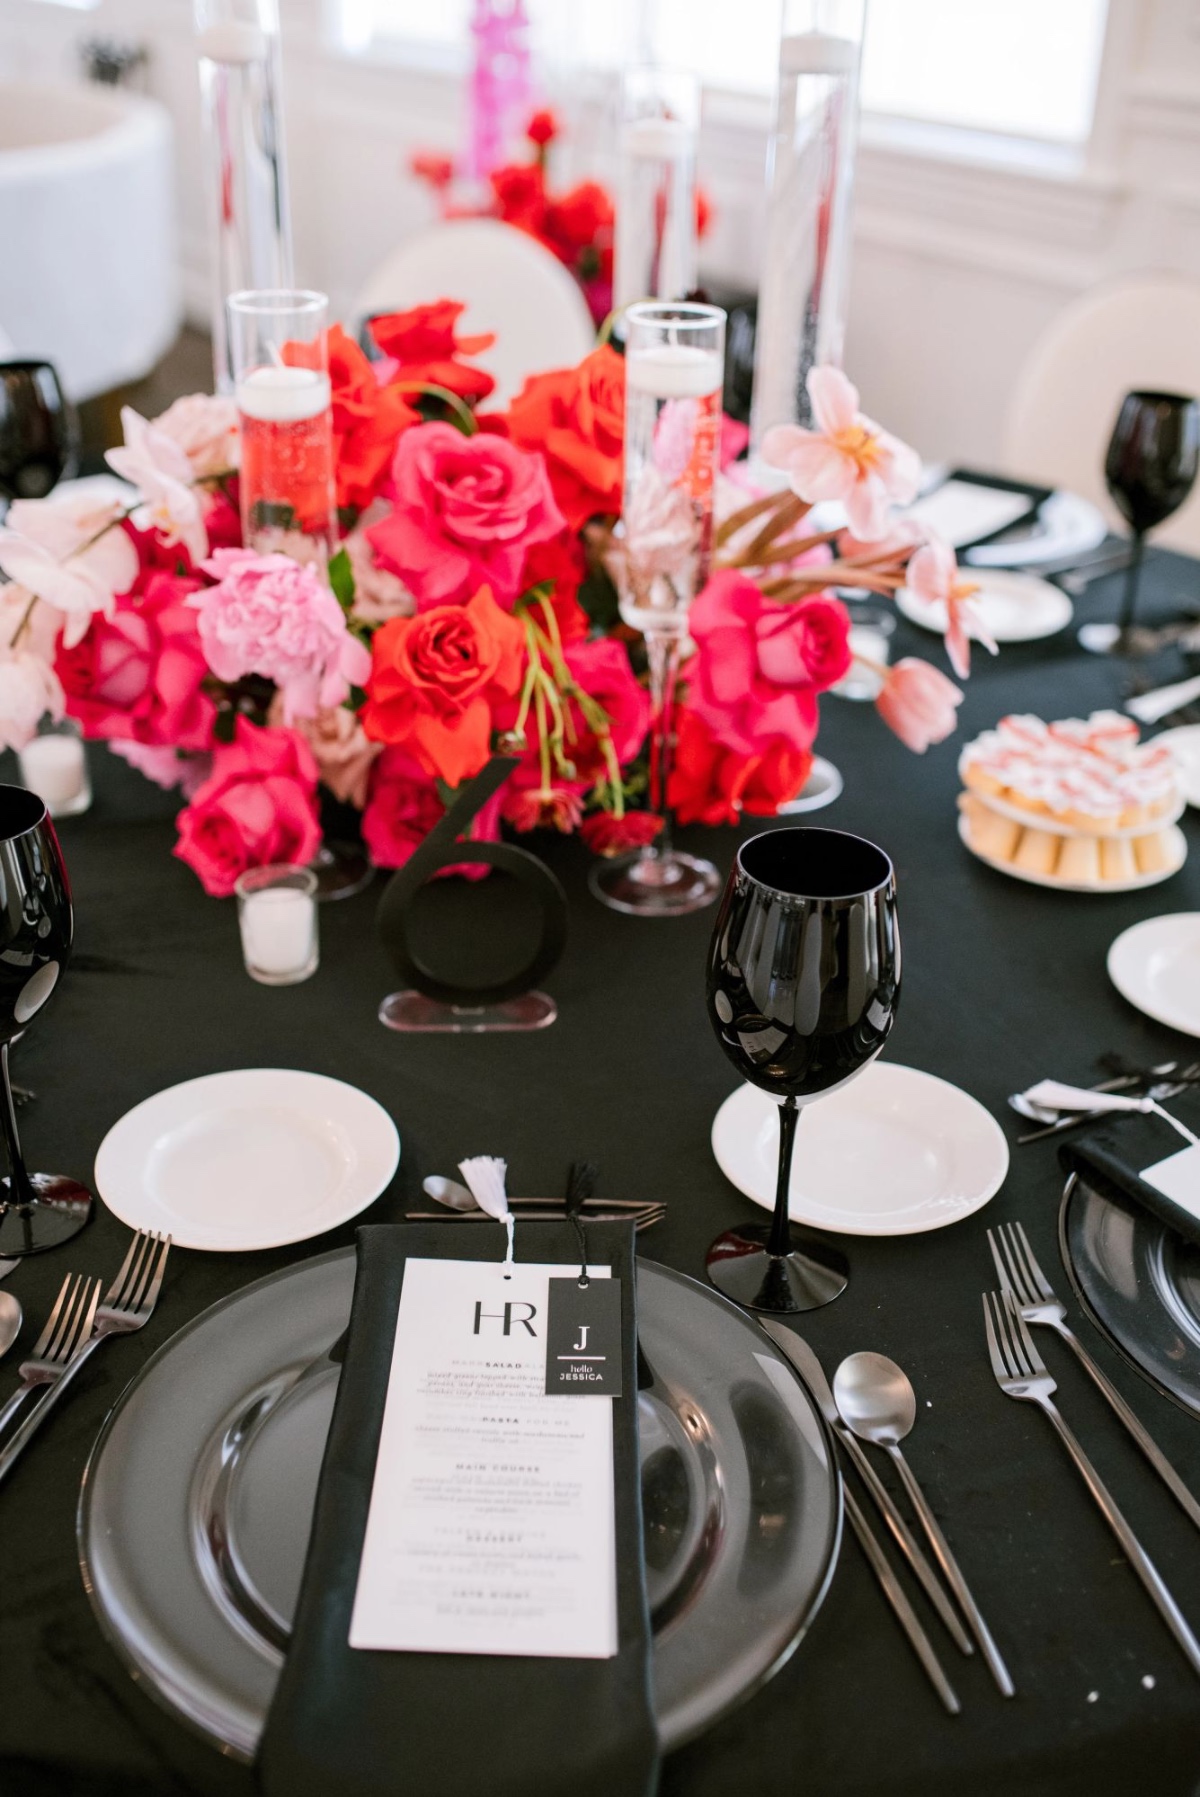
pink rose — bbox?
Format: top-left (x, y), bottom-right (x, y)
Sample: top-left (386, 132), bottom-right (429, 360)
top-left (174, 719), bottom-right (322, 897)
top-left (362, 746), bottom-right (499, 880)
top-left (875, 658), bottom-right (963, 753)
top-left (267, 695), bottom-right (382, 808)
top-left (151, 393), bottom-right (240, 478)
top-left (343, 527), bottom-right (416, 624)
top-left (367, 422), bottom-right (564, 608)
top-left (194, 549), bottom-right (372, 723)
top-left (56, 571), bottom-right (215, 750)
top-left (685, 570), bottom-right (851, 758)
top-left (109, 739), bottom-right (212, 798)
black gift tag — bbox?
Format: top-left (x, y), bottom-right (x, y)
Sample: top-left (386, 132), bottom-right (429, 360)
top-left (544, 1278), bottom-right (623, 1396)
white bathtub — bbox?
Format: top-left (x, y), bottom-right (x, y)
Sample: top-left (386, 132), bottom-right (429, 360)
top-left (0, 80), bottom-right (181, 401)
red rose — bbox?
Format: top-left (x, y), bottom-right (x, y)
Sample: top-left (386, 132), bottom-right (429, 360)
top-left (520, 531), bottom-right (589, 641)
top-left (173, 719), bottom-right (322, 897)
top-left (57, 571), bottom-right (215, 751)
top-left (489, 163), bottom-right (547, 235)
top-left (544, 181), bottom-right (613, 256)
top-left (668, 708), bottom-right (812, 825)
top-left (504, 345), bottom-right (625, 531)
top-left (526, 108), bottom-right (559, 149)
top-left (370, 300), bottom-right (496, 405)
top-left (581, 811), bottom-right (663, 857)
top-left (325, 324), bottom-right (419, 515)
top-left (367, 422), bottom-right (564, 608)
top-left (361, 585), bottom-right (526, 787)
top-left (361, 746), bottom-right (497, 879)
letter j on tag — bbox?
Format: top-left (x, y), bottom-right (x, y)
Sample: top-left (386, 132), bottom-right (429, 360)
top-left (545, 1278), bottom-right (623, 1395)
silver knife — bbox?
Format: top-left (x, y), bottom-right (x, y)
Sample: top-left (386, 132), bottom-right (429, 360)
top-left (759, 1318), bottom-right (972, 1656)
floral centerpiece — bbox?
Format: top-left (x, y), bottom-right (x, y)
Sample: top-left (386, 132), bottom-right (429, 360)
top-left (0, 302), bottom-right (978, 899)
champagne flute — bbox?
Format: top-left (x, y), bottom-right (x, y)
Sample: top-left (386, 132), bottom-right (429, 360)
top-left (0, 361), bottom-right (78, 508)
top-left (0, 786), bottom-right (92, 1257)
top-left (705, 826), bottom-right (899, 1312)
top-left (1079, 390), bottom-right (1200, 655)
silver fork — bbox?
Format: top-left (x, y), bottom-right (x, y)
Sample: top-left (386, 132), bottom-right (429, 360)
top-left (0, 1231), bottom-right (170, 1486)
top-left (0, 1272), bottom-right (100, 1437)
top-left (988, 1221), bottom-right (1200, 1533)
top-left (984, 1289), bottom-right (1200, 1678)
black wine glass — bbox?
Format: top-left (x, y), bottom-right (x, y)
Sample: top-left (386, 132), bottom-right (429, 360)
top-left (0, 361), bottom-right (78, 507)
top-left (1080, 390), bottom-right (1200, 654)
top-left (0, 786), bottom-right (92, 1257)
top-left (705, 827), bottom-right (899, 1314)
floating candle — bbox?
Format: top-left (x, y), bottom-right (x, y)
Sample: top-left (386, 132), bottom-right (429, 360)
top-left (626, 344), bottom-right (724, 401)
top-left (621, 116), bottom-right (692, 161)
top-left (196, 20), bottom-right (268, 64)
top-left (236, 364), bottom-right (332, 424)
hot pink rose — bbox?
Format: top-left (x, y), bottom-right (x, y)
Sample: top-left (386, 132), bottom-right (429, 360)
top-left (367, 422), bottom-right (564, 608)
top-left (109, 739), bottom-right (211, 798)
top-left (875, 658), bottom-right (963, 753)
top-left (194, 549), bottom-right (372, 723)
top-left (685, 570), bottom-right (851, 758)
top-left (174, 719), bottom-right (322, 897)
top-left (362, 746), bottom-right (499, 880)
top-left (56, 571), bottom-right (215, 750)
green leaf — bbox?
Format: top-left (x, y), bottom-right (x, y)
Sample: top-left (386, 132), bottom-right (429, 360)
top-left (328, 547), bottom-right (356, 609)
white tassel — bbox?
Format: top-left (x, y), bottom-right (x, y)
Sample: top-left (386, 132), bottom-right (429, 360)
top-left (459, 1155), bottom-right (514, 1270)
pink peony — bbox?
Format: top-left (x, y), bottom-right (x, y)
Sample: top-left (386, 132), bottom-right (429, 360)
top-left (362, 745), bottom-right (499, 878)
top-left (56, 571), bottom-right (215, 750)
top-left (107, 407), bottom-right (208, 566)
top-left (109, 739), bottom-right (212, 799)
top-left (194, 549), bottom-right (372, 723)
top-left (0, 491), bottom-right (139, 647)
top-left (151, 393), bottom-right (240, 478)
top-left (685, 570), bottom-right (851, 759)
top-left (367, 421), bottom-right (564, 608)
top-left (762, 366), bottom-right (920, 541)
top-left (174, 719), bottom-right (322, 897)
top-left (875, 658), bottom-right (963, 753)
top-left (905, 536), bottom-right (995, 680)
top-left (267, 695), bottom-right (382, 808)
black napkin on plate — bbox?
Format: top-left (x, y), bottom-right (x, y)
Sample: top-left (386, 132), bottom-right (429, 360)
top-left (1060, 1110), bottom-right (1200, 1247)
top-left (257, 1219), bottom-right (658, 1797)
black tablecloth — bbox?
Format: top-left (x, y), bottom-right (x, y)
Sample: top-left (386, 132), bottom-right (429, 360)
top-left (4, 552), bottom-right (1200, 1797)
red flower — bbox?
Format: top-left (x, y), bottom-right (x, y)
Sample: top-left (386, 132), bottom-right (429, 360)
top-left (367, 422), bottom-right (564, 608)
top-left (370, 300), bottom-right (496, 406)
top-left (544, 181), bottom-right (613, 257)
top-left (526, 108), bottom-right (559, 149)
top-left (361, 584), bottom-right (526, 786)
top-left (361, 745), bottom-right (497, 878)
top-left (696, 187), bottom-right (713, 239)
top-left (581, 811), bottom-right (663, 857)
top-left (325, 324), bottom-right (419, 515)
top-left (489, 163), bottom-right (547, 234)
top-left (495, 637), bottom-right (649, 792)
top-left (57, 571), bottom-right (215, 751)
top-left (411, 150), bottom-right (455, 190)
top-left (173, 719), bottom-right (322, 897)
top-left (503, 784), bottom-right (584, 834)
top-left (668, 708), bottom-right (812, 825)
top-left (503, 345), bottom-right (625, 531)
top-left (520, 531), bottom-right (589, 642)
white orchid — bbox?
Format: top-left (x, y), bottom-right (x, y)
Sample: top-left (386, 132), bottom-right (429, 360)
top-left (0, 650), bottom-right (64, 753)
top-left (107, 407), bottom-right (209, 565)
top-left (0, 490), bottom-right (138, 647)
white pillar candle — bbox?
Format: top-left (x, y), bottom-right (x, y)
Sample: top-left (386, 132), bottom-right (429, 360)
top-left (18, 733), bottom-right (87, 812)
top-left (236, 365), bottom-right (332, 424)
top-left (196, 20), bottom-right (268, 63)
top-left (621, 116), bottom-right (692, 161)
top-left (626, 344), bottom-right (724, 401)
top-left (239, 887), bottom-right (316, 979)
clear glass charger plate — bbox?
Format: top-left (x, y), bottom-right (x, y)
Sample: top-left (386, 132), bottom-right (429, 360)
top-left (77, 1250), bottom-right (840, 1759)
top-left (1060, 1172), bottom-right (1200, 1417)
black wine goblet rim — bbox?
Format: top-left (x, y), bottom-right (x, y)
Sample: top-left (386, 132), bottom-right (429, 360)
top-left (1119, 390), bottom-right (1199, 412)
top-left (0, 785), bottom-right (49, 843)
top-left (737, 826), bottom-right (894, 905)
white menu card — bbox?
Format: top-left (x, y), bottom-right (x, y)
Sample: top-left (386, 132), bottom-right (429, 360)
top-left (349, 1257), bottom-right (618, 1658)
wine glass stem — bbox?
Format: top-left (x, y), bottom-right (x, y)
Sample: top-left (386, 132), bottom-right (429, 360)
top-left (644, 628), bottom-right (682, 861)
top-left (0, 1042), bottom-right (33, 1207)
top-left (1118, 532), bottom-right (1146, 635)
top-left (768, 1095), bottom-right (800, 1257)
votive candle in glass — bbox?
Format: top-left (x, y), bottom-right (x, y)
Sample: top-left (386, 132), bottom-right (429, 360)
top-left (831, 602), bottom-right (895, 700)
top-left (236, 863), bottom-right (319, 985)
top-left (17, 716), bottom-right (91, 818)
top-left (228, 288), bottom-right (336, 559)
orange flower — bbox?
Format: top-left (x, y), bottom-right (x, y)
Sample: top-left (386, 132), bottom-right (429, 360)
top-left (504, 345), bottom-right (624, 531)
top-left (370, 300), bottom-right (496, 405)
top-left (668, 708), bottom-right (812, 825)
top-left (361, 585), bottom-right (526, 786)
top-left (325, 325), bottom-right (419, 514)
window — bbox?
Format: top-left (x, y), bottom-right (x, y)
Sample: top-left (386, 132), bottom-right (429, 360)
top-left (338, 0), bottom-right (1110, 148)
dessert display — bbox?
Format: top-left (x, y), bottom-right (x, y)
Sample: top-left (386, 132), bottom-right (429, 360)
top-left (957, 711), bottom-right (1185, 889)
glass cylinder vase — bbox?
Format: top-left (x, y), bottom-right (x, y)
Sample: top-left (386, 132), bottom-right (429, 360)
top-left (613, 66), bottom-right (699, 313)
top-left (749, 0), bottom-right (867, 459)
top-left (591, 300), bottom-right (726, 919)
top-left (228, 288), bottom-right (336, 558)
top-left (194, 0), bottom-right (295, 395)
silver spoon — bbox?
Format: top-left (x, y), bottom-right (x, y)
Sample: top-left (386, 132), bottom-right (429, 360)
top-left (0, 1286), bottom-right (21, 1362)
top-left (422, 1175), bottom-right (480, 1212)
top-left (833, 1351), bottom-right (1015, 1697)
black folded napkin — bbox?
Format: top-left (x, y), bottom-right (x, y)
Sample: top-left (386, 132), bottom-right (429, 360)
top-left (258, 1219), bottom-right (658, 1797)
top-left (1060, 1110), bottom-right (1200, 1247)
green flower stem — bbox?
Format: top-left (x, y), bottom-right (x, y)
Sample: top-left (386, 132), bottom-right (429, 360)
top-left (390, 381), bottom-right (478, 436)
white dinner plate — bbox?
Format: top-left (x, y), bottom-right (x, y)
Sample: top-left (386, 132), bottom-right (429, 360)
top-left (963, 490), bottom-right (1108, 568)
top-left (1108, 914), bottom-right (1200, 1039)
top-left (710, 1062), bottom-right (1009, 1237)
top-left (1152, 727), bottom-right (1200, 810)
top-left (896, 570), bottom-right (1073, 644)
top-left (95, 1069), bottom-right (400, 1251)
top-left (958, 813), bottom-right (1188, 894)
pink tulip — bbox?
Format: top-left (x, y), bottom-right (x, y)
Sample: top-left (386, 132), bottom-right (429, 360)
top-left (876, 658), bottom-right (963, 753)
top-left (906, 536), bottom-right (995, 679)
top-left (762, 366), bottom-right (920, 541)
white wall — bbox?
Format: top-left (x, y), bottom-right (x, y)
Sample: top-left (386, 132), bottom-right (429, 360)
top-left (3, 0), bottom-right (1199, 488)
